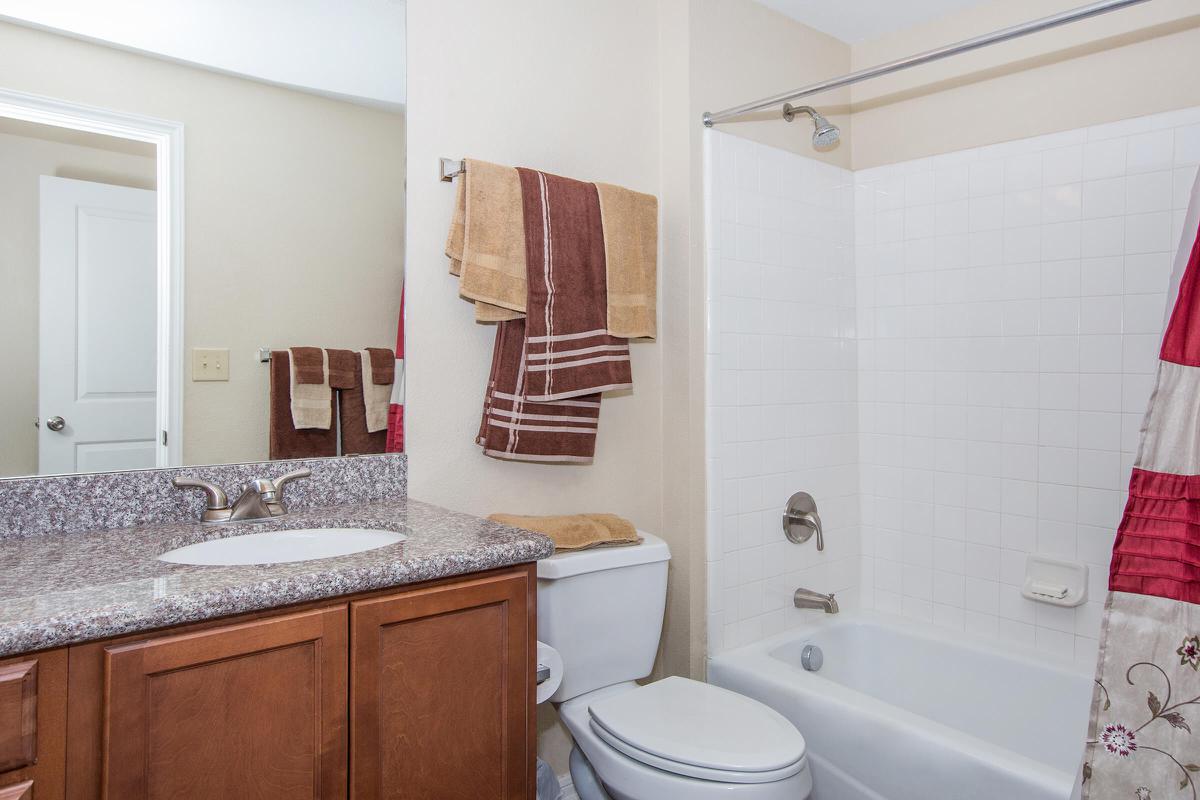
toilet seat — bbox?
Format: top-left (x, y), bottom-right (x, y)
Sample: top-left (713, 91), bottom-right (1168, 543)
top-left (586, 676), bottom-right (807, 785)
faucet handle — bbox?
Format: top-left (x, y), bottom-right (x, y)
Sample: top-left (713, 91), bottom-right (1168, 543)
top-left (271, 468), bottom-right (312, 496)
top-left (172, 477), bottom-right (231, 522)
top-left (262, 468), bottom-right (312, 507)
top-left (782, 492), bottom-right (824, 551)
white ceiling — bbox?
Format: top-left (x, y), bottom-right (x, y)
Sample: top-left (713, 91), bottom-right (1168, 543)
top-left (0, 0), bottom-right (406, 108)
top-left (755, 0), bottom-right (994, 43)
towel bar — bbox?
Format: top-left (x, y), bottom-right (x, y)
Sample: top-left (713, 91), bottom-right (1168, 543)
top-left (440, 157), bottom-right (465, 182)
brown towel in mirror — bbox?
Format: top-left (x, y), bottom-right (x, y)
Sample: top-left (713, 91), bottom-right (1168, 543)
top-left (328, 349), bottom-right (386, 455)
top-left (326, 348), bottom-right (357, 390)
top-left (270, 351), bottom-right (336, 459)
top-left (290, 346), bottom-right (326, 384)
top-left (364, 347), bottom-right (395, 385)
top-left (288, 347), bottom-right (331, 429)
top-left (359, 350), bottom-right (392, 434)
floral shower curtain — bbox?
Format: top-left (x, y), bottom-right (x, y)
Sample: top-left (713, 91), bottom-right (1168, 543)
top-left (1084, 173), bottom-right (1200, 799)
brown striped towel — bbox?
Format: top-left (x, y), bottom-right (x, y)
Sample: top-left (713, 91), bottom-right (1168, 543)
top-left (515, 168), bottom-right (632, 402)
top-left (477, 318), bottom-right (601, 463)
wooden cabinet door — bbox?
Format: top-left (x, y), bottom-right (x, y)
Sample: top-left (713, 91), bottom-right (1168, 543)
top-left (101, 606), bottom-right (348, 800)
top-left (350, 567), bottom-right (534, 800)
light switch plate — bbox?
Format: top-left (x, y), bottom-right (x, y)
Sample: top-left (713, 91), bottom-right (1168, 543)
top-left (192, 348), bottom-right (230, 381)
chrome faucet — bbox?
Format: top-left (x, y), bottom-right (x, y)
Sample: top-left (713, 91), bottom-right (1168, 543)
top-left (794, 587), bottom-right (839, 614)
top-left (172, 469), bottom-right (312, 523)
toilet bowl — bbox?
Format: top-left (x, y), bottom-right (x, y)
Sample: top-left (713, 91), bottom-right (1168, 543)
top-left (537, 533), bottom-right (813, 800)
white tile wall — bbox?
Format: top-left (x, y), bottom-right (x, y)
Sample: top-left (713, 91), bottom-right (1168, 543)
top-left (856, 107), bottom-right (1200, 670)
top-left (704, 130), bottom-right (861, 654)
top-left (705, 107), bottom-right (1200, 663)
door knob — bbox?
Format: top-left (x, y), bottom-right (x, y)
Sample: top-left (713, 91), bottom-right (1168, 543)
top-left (46, 416), bottom-right (66, 432)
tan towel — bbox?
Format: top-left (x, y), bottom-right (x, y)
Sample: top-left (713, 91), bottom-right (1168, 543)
top-left (445, 158), bottom-right (527, 322)
top-left (487, 513), bottom-right (642, 552)
top-left (360, 349), bottom-right (393, 433)
top-left (596, 183), bottom-right (658, 339)
top-left (288, 347), bottom-right (331, 429)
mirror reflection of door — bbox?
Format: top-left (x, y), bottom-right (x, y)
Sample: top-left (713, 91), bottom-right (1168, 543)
top-left (38, 176), bottom-right (157, 474)
top-left (0, 116), bottom-right (159, 479)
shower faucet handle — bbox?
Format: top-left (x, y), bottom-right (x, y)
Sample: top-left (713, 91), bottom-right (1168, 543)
top-left (783, 492), bottom-right (824, 551)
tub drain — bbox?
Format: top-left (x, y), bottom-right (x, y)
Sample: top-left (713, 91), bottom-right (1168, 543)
top-left (801, 644), bottom-right (823, 672)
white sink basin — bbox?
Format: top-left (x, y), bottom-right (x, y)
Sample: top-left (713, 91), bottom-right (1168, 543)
top-left (158, 527), bottom-right (406, 566)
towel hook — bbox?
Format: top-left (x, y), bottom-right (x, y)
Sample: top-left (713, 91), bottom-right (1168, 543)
top-left (440, 157), bottom-right (465, 182)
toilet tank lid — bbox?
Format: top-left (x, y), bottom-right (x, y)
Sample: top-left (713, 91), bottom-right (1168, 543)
top-left (537, 531), bottom-right (670, 580)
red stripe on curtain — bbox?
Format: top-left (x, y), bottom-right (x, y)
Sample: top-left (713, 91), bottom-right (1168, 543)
top-left (1161, 220), bottom-right (1200, 365)
top-left (1110, 467), bottom-right (1200, 603)
top-left (386, 288), bottom-right (405, 453)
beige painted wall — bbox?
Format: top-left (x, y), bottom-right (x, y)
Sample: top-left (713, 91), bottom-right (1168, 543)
top-left (691, 0), bottom-right (852, 168)
top-left (406, 0), bottom-right (849, 774)
top-left (0, 127), bottom-right (155, 477)
top-left (0, 20), bottom-right (406, 470)
top-left (406, 0), bottom-right (667, 772)
top-left (850, 0), bottom-right (1200, 168)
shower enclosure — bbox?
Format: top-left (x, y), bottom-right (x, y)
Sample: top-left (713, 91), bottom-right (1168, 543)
top-left (704, 90), bottom-right (1198, 800)
top-left (700, 3), bottom-right (1193, 798)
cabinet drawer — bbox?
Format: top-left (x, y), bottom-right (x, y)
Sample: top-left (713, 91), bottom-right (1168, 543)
top-left (0, 649), bottom-right (66, 800)
top-left (0, 662), bottom-right (37, 773)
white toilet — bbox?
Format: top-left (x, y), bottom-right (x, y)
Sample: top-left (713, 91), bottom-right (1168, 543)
top-left (538, 532), bottom-right (813, 800)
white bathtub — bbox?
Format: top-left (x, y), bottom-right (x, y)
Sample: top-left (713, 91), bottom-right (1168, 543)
top-left (707, 612), bottom-right (1093, 800)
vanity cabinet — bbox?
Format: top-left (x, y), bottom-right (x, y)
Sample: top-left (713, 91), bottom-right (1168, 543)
top-left (0, 649), bottom-right (67, 800)
top-left (42, 564), bottom-right (536, 800)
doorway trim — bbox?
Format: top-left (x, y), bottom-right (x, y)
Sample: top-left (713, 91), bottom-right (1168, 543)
top-left (0, 87), bottom-right (185, 468)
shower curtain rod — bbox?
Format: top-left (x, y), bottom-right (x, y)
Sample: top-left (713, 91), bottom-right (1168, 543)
top-left (701, 0), bottom-right (1153, 128)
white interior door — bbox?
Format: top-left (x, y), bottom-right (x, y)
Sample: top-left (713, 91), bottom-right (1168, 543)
top-left (39, 175), bottom-right (157, 475)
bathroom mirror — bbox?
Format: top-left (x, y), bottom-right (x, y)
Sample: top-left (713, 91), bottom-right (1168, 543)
top-left (0, 9), bottom-right (406, 479)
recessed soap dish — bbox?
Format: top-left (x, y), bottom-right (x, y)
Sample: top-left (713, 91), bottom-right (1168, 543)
top-left (1021, 555), bottom-right (1088, 607)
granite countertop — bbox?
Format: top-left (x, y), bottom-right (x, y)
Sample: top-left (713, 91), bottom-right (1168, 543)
top-left (0, 497), bottom-right (554, 657)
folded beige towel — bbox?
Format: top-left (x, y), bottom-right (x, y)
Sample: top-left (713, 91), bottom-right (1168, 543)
top-left (596, 183), bottom-right (658, 339)
top-left (359, 350), bottom-right (393, 433)
top-left (288, 347), bottom-right (331, 430)
top-left (487, 513), bottom-right (642, 552)
top-left (445, 158), bottom-right (527, 322)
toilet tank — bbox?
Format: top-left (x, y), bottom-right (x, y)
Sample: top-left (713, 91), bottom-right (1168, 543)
top-left (537, 532), bottom-right (670, 703)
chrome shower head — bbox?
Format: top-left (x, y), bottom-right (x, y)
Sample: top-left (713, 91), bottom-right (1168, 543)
top-left (782, 104), bottom-right (841, 150)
